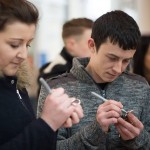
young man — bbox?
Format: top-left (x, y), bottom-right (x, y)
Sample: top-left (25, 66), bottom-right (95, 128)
top-left (38, 10), bottom-right (150, 149)
top-left (40, 18), bottom-right (93, 79)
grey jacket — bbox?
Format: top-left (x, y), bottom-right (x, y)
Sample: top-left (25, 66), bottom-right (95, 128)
top-left (37, 57), bottom-right (150, 150)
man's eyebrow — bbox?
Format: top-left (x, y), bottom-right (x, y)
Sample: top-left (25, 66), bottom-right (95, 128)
top-left (107, 53), bottom-right (133, 60)
top-left (107, 54), bottom-right (119, 58)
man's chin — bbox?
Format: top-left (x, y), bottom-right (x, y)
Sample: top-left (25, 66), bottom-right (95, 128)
top-left (105, 76), bottom-right (118, 82)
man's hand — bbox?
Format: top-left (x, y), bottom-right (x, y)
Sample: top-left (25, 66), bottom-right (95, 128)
top-left (96, 100), bottom-right (123, 133)
top-left (115, 112), bottom-right (144, 140)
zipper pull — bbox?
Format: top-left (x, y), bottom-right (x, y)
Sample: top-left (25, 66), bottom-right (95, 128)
top-left (16, 89), bottom-right (22, 99)
top-left (101, 90), bottom-right (106, 98)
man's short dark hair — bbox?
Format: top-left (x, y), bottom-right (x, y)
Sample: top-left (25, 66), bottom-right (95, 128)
top-left (91, 10), bottom-right (141, 51)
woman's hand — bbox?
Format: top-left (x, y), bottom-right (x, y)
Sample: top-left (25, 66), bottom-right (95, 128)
top-left (41, 88), bottom-right (84, 131)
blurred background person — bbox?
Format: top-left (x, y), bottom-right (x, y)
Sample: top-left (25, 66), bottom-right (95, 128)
top-left (133, 36), bottom-right (150, 84)
top-left (35, 18), bottom-right (93, 111)
top-left (40, 18), bottom-right (93, 79)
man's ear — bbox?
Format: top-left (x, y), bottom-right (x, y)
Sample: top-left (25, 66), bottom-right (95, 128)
top-left (88, 38), bottom-right (96, 53)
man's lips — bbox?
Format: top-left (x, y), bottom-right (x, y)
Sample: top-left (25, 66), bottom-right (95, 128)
top-left (107, 72), bottom-right (119, 77)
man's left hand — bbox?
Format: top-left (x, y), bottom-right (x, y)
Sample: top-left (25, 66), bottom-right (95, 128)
top-left (115, 112), bottom-right (144, 140)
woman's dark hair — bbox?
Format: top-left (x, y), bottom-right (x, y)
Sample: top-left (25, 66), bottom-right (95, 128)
top-left (133, 36), bottom-right (150, 76)
top-left (91, 10), bottom-right (141, 51)
top-left (0, 0), bottom-right (39, 31)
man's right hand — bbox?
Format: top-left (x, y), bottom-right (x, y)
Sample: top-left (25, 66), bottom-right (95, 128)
top-left (96, 100), bottom-right (123, 133)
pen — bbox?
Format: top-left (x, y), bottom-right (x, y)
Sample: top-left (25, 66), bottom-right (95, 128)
top-left (39, 77), bottom-right (51, 94)
top-left (91, 91), bottom-right (127, 114)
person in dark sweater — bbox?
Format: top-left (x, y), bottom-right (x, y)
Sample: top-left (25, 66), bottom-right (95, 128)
top-left (0, 0), bottom-right (83, 150)
top-left (40, 18), bottom-right (93, 79)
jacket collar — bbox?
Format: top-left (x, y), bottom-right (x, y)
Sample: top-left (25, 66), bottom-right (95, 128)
top-left (70, 57), bottom-right (124, 85)
top-left (70, 57), bottom-right (95, 84)
top-left (0, 60), bottom-right (31, 90)
top-left (0, 76), bottom-right (17, 88)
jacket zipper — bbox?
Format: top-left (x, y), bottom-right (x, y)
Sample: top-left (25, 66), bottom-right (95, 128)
top-left (101, 90), bottom-right (106, 98)
top-left (16, 88), bottom-right (29, 112)
top-left (81, 66), bottom-right (110, 149)
top-left (16, 89), bottom-right (22, 99)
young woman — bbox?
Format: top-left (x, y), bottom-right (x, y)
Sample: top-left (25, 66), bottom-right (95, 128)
top-left (0, 0), bottom-right (83, 150)
top-left (133, 36), bottom-right (150, 84)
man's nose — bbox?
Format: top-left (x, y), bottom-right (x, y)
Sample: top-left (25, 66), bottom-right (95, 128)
top-left (112, 61), bottom-right (122, 74)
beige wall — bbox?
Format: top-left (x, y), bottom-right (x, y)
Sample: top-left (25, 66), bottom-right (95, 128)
top-left (137, 0), bottom-right (150, 35)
